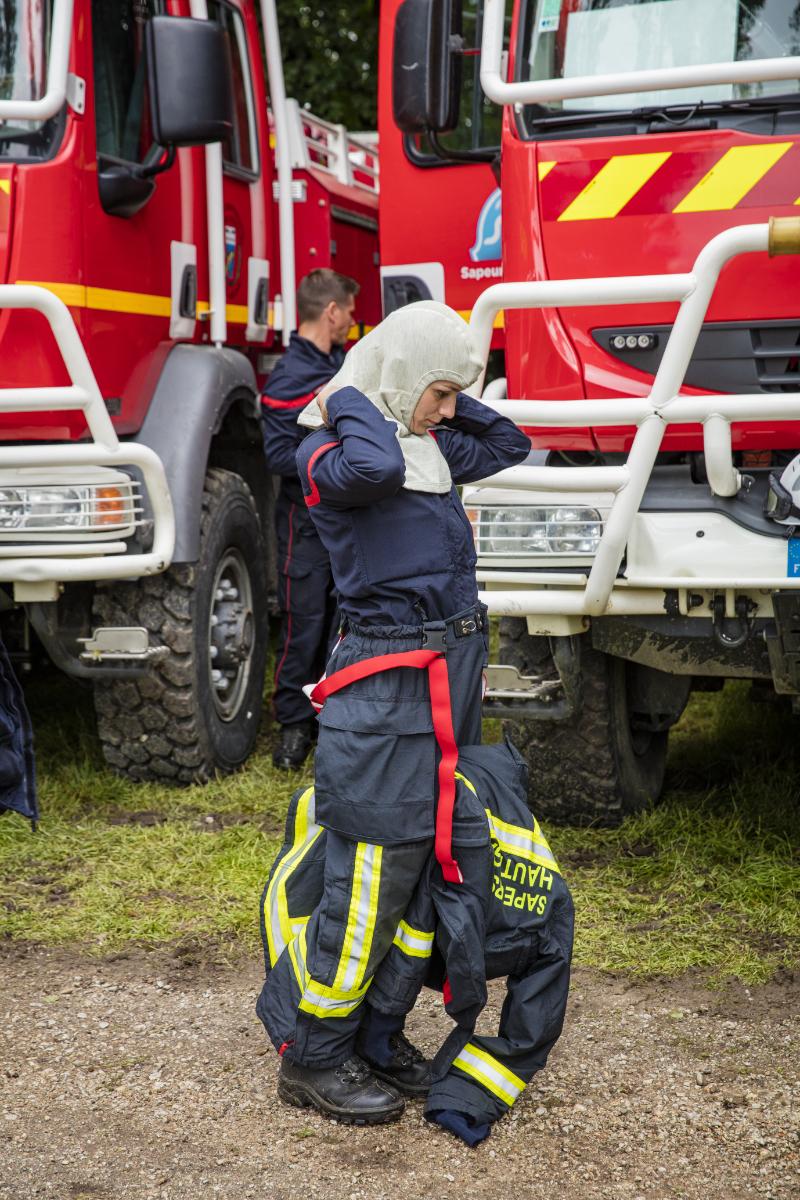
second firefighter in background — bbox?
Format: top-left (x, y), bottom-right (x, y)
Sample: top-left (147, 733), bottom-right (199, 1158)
top-left (261, 269), bottom-right (359, 770)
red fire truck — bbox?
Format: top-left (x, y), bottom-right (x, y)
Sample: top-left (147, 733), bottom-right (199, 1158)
top-left (386, 0), bottom-right (800, 823)
top-left (0, 0), bottom-right (380, 783)
top-left (378, 0), bottom-right (506, 371)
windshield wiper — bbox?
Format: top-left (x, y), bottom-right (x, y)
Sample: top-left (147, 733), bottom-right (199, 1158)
top-left (525, 93), bottom-right (800, 132)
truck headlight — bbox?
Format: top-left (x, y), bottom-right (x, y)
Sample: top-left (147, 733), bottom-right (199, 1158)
top-left (0, 485), bottom-right (133, 531)
top-left (472, 506), bottom-right (603, 556)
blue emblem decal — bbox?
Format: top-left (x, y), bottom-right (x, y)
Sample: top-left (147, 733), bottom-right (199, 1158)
top-left (225, 224), bottom-right (237, 284)
top-left (469, 188), bottom-right (502, 262)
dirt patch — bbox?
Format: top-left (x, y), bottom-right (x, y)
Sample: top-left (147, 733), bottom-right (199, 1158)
top-left (0, 947), bottom-right (798, 1200)
top-left (107, 812), bottom-right (168, 828)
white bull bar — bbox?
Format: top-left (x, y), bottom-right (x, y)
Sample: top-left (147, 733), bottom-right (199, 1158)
top-left (0, 286), bottom-right (175, 584)
top-left (467, 221), bottom-right (800, 618)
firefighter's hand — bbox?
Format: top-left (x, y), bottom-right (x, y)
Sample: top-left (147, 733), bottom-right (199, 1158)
top-left (316, 383), bottom-right (336, 428)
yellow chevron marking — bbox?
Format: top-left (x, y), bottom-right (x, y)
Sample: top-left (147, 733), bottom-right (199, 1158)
top-left (558, 152), bottom-right (671, 222)
top-left (0, 180), bottom-right (10, 196)
top-left (538, 161), bottom-right (556, 182)
top-left (674, 142), bottom-right (792, 213)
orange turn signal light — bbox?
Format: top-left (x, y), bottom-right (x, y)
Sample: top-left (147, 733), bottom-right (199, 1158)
top-left (95, 486), bottom-right (125, 526)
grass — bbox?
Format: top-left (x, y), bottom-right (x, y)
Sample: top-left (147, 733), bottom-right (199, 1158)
top-left (0, 632), bottom-right (798, 986)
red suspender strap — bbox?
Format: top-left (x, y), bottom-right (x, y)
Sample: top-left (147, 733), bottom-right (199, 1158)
top-left (304, 441), bottom-right (339, 508)
top-left (427, 655), bottom-right (461, 884)
top-left (310, 649), bottom-right (464, 885)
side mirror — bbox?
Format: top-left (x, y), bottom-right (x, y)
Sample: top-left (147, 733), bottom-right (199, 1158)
top-left (146, 15), bottom-right (235, 148)
top-left (392, 0), bottom-right (462, 134)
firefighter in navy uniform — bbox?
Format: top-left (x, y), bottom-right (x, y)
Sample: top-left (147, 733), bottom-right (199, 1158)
top-left (262, 269), bottom-right (359, 770)
top-left (256, 302), bottom-right (532, 1124)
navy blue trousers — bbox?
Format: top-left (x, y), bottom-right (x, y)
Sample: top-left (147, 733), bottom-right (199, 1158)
top-left (273, 487), bottom-right (337, 727)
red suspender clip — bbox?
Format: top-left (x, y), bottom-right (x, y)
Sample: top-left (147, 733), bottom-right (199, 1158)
top-left (310, 646), bottom-right (464, 885)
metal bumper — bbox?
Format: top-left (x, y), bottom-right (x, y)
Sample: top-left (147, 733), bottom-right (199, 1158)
top-left (467, 223), bottom-right (800, 621)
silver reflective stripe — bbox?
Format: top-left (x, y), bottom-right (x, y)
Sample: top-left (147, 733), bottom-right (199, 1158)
top-left (485, 809), bottom-right (560, 872)
top-left (302, 985), bottom-right (363, 1013)
top-left (268, 788), bottom-right (322, 963)
top-left (337, 843), bottom-right (382, 994)
top-left (393, 919), bottom-right (434, 957)
top-left (453, 1044), bottom-right (525, 1106)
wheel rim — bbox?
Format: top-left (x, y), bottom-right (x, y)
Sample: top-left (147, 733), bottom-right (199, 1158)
top-left (207, 548), bottom-right (255, 723)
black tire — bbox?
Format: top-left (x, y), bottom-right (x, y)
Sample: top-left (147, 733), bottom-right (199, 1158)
top-left (499, 617), bottom-right (668, 826)
top-left (92, 469), bottom-right (270, 784)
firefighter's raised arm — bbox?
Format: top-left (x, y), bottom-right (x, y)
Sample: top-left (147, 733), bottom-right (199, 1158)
top-left (297, 386), bottom-right (406, 509)
top-left (433, 394), bottom-right (530, 485)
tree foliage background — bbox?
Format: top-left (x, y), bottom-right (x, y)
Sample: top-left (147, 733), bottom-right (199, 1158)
top-left (276, 1), bottom-right (380, 130)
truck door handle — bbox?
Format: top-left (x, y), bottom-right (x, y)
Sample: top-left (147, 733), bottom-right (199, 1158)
top-left (179, 265), bottom-right (198, 320)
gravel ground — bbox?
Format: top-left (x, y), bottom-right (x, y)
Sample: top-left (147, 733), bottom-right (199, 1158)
top-left (1, 943), bottom-right (799, 1200)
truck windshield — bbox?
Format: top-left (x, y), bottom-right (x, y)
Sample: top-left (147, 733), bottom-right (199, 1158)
top-left (518, 0), bottom-right (800, 135)
top-left (0, 0), bottom-right (61, 160)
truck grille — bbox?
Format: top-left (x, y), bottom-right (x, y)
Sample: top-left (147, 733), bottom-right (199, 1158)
top-left (594, 320), bottom-right (800, 394)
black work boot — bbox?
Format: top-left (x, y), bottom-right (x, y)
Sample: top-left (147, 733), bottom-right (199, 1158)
top-left (278, 1054), bottom-right (404, 1124)
top-left (354, 1027), bottom-right (432, 1098)
top-left (272, 720), bottom-right (314, 770)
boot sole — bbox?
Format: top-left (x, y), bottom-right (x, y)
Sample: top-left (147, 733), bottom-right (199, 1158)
top-left (368, 1066), bottom-right (431, 1099)
top-left (277, 1078), bottom-right (405, 1125)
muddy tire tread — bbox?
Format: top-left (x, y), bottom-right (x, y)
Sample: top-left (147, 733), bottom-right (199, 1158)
top-left (92, 470), bottom-right (259, 785)
top-left (498, 617), bottom-right (666, 826)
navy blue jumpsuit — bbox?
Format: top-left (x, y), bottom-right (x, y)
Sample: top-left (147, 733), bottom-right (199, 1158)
top-left (257, 385), bottom-right (530, 1069)
top-left (261, 332), bottom-right (346, 727)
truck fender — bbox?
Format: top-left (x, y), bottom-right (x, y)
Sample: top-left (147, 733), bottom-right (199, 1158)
top-left (132, 344), bottom-right (257, 562)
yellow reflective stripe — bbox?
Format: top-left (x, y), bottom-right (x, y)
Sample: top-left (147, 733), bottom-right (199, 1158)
top-left (538, 160), bottom-right (556, 182)
top-left (292, 926), bottom-right (372, 1016)
top-left (455, 770), bottom-right (477, 794)
top-left (484, 808), bottom-right (561, 875)
top-left (287, 925), bottom-right (308, 993)
top-left (455, 770), bottom-right (561, 873)
top-left (298, 976), bottom-right (371, 1019)
top-left (0, 179), bottom-right (10, 195)
top-left (558, 152), bottom-right (670, 221)
top-left (333, 843), bottom-right (383, 993)
top-left (674, 142), bottom-right (792, 213)
top-left (452, 1043), bottom-right (525, 1107)
top-left (334, 842), bottom-right (367, 991)
top-left (16, 280), bottom-right (88, 307)
top-left (14, 280), bottom-right (243, 323)
top-left (393, 918), bottom-right (434, 958)
top-left (86, 286), bottom-right (171, 316)
top-left (265, 786), bottom-right (320, 968)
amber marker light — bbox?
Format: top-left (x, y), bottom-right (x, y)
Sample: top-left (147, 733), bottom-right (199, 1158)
top-left (95, 486), bottom-right (125, 526)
